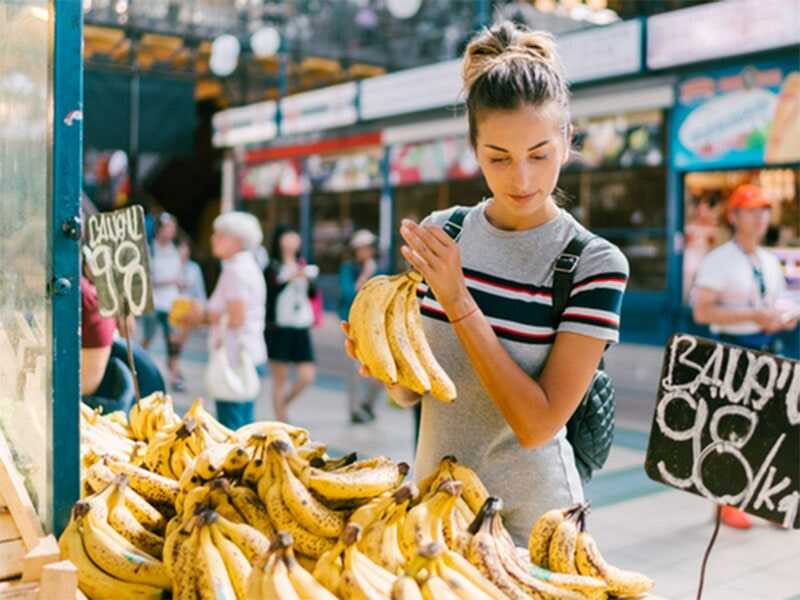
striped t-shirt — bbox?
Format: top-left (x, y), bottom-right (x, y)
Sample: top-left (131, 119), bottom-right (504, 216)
top-left (414, 201), bottom-right (629, 544)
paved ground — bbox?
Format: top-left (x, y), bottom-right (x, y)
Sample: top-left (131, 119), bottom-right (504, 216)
top-left (144, 314), bottom-right (799, 600)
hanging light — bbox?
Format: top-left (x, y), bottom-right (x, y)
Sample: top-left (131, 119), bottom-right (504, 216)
top-left (251, 25), bottom-right (281, 58)
top-left (386, 0), bottom-right (422, 19)
top-left (210, 34), bottom-right (241, 77)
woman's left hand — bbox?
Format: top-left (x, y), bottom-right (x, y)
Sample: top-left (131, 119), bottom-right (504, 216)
top-left (400, 219), bottom-right (471, 315)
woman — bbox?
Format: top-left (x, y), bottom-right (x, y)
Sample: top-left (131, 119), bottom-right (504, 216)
top-left (265, 226), bottom-right (318, 423)
top-left (338, 229), bottom-right (383, 424)
top-left (345, 22), bottom-right (629, 544)
top-left (181, 212), bottom-right (266, 429)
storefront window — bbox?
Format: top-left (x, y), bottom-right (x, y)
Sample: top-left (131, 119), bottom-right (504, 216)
top-left (683, 168), bottom-right (800, 303)
top-left (0, 1), bottom-right (53, 526)
top-left (560, 167), bottom-right (668, 290)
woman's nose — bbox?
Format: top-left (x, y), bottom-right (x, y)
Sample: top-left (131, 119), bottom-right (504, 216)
top-left (510, 163), bottom-right (531, 190)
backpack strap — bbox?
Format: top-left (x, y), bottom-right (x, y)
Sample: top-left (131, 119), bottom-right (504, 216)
top-left (442, 207), bottom-right (471, 242)
top-left (551, 230), bottom-right (595, 321)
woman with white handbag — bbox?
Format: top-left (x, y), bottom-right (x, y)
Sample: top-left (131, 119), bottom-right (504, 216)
top-left (176, 212), bottom-right (267, 429)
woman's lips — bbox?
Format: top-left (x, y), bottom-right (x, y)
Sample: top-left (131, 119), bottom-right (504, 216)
top-left (509, 193), bottom-right (536, 203)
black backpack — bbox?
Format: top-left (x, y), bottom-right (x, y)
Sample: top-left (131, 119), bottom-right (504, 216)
top-left (442, 206), bottom-right (615, 482)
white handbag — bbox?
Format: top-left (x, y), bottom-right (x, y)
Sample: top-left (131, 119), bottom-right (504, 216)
top-left (205, 316), bottom-right (261, 401)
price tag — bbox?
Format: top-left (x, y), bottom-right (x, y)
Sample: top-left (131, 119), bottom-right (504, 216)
top-left (645, 334), bottom-right (800, 529)
top-left (84, 206), bottom-right (153, 318)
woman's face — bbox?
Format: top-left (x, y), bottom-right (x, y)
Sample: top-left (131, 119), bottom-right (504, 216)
top-left (474, 102), bottom-right (570, 221)
top-left (157, 219), bottom-right (176, 242)
top-left (280, 231), bottom-right (301, 259)
top-left (354, 244), bottom-right (374, 263)
top-left (211, 230), bottom-right (241, 259)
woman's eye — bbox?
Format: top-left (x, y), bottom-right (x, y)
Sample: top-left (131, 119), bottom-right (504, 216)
top-left (530, 155), bottom-right (548, 161)
top-left (489, 157), bottom-right (509, 164)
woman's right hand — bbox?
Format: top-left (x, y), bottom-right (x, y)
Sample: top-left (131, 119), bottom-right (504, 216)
top-left (340, 321), bottom-right (420, 408)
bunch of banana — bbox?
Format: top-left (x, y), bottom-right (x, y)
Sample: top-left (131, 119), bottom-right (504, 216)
top-left (528, 504), bottom-right (586, 570)
top-left (348, 271), bottom-right (457, 402)
top-left (403, 541), bottom-right (508, 600)
top-left (129, 392), bottom-right (182, 442)
top-left (467, 497), bottom-right (600, 600)
top-left (574, 521), bottom-right (655, 598)
top-left (245, 531), bottom-right (338, 599)
top-left (106, 475), bottom-right (165, 559)
top-left (359, 482), bottom-right (418, 574)
top-left (339, 523), bottom-right (399, 599)
top-left (143, 417), bottom-right (201, 480)
top-left (260, 441), bottom-right (340, 559)
top-left (402, 480), bottom-right (463, 561)
top-left (186, 398), bottom-right (236, 443)
top-left (80, 402), bottom-right (135, 440)
top-left (418, 455), bottom-right (489, 516)
top-left (83, 458), bottom-right (168, 534)
top-left (80, 404), bottom-right (144, 468)
top-left (59, 487), bottom-right (172, 599)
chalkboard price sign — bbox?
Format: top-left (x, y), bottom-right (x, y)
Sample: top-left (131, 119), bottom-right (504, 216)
top-left (645, 334), bottom-right (800, 529)
top-left (84, 205), bottom-right (153, 318)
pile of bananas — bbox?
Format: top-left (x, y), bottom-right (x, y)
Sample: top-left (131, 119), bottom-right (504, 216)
top-left (528, 504), bottom-right (655, 599)
top-left (71, 392), bottom-right (654, 599)
top-left (348, 272), bottom-right (456, 401)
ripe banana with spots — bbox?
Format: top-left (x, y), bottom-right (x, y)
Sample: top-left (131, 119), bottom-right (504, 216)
top-left (402, 480), bottom-right (462, 560)
top-left (387, 278), bottom-right (432, 394)
top-left (548, 511), bottom-right (581, 576)
top-left (312, 539), bottom-right (347, 596)
top-left (339, 524), bottom-right (397, 599)
top-left (196, 521), bottom-right (237, 600)
top-left (107, 476), bottom-right (165, 559)
top-left (392, 575), bottom-right (424, 600)
top-left (105, 458), bottom-right (179, 505)
top-left (210, 521), bottom-right (251, 599)
top-left (528, 503), bottom-right (585, 570)
top-left (301, 458), bottom-right (409, 501)
top-left (576, 530), bottom-right (654, 598)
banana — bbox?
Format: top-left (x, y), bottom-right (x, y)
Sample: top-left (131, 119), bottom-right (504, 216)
top-left (417, 456), bottom-right (456, 498)
top-left (107, 476), bottom-right (165, 559)
top-left (529, 508), bottom-right (566, 569)
top-left (297, 441), bottom-right (328, 463)
top-left (195, 443), bottom-right (237, 480)
top-left (106, 458), bottom-right (180, 505)
top-left (172, 521), bottom-right (201, 600)
top-left (75, 501), bottom-right (171, 589)
top-left (378, 504), bottom-right (409, 575)
top-left (223, 444), bottom-right (251, 475)
top-left (421, 574), bottom-right (460, 600)
top-left (227, 483), bottom-right (276, 541)
top-left (392, 576), bottom-right (424, 600)
top-left (181, 484), bottom-right (212, 520)
top-left (196, 523), bottom-right (237, 600)
top-left (210, 521), bottom-right (252, 599)
top-left (348, 274), bottom-right (405, 384)
top-left (264, 478), bottom-right (336, 558)
top-left (548, 515), bottom-right (580, 575)
top-left (245, 554), bottom-right (267, 599)
top-left (301, 460), bottom-right (409, 501)
top-left (163, 519), bottom-right (189, 578)
top-left (242, 436), bottom-right (270, 488)
top-left (214, 513), bottom-right (271, 564)
top-left (59, 519), bottom-right (165, 600)
top-left (527, 564), bottom-right (610, 600)
top-left (386, 280), bottom-right (431, 394)
top-left (235, 420), bottom-right (309, 445)
top-left (263, 551), bottom-right (301, 600)
top-left (465, 498), bottom-right (528, 600)
top-left (272, 440), bottom-right (346, 538)
top-left (313, 540), bottom-right (346, 595)
top-left (404, 272), bottom-right (456, 402)
top-left (575, 531), bottom-right (654, 598)
top-left (274, 532), bottom-right (339, 600)
top-left (447, 461), bottom-right (489, 516)
top-left (208, 480), bottom-right (248, 524)
top-left (310, 451), bottom-right (359, 471)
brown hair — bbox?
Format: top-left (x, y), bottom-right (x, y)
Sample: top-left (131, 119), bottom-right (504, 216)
top-left (462, 21), bottom-right (570, 147)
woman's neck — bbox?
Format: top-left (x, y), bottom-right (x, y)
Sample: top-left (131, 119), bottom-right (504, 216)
top-left (484, 196), bottom-right (560, 231)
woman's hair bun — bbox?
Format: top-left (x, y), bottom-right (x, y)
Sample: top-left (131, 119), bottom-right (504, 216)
top-left (462, 21), bottom-right (562, 93)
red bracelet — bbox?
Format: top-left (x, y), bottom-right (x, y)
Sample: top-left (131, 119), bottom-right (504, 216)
top-left (449, 306), bottom-right (479, 325)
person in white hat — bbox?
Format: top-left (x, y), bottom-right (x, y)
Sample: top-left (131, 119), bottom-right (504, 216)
top-left (339, 229), bottom-right (382, 423)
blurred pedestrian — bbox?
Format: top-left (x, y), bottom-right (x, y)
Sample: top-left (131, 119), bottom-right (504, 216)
top-left (176, 212), bottom-right (267, 430)
top-left (170, 238), bottom-right (208, 373)
top-left (265, 226), bottom-right (318, 423)
top-left (141, 212), bottom-right (184, 390)
top-left (692, 183), bottom-right (799, 530)
top-left (338, 229), bottom-right (383, 423)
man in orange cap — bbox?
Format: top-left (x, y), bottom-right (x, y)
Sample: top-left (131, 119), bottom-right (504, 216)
top-left (692, 183), bottom-right (798, 529)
